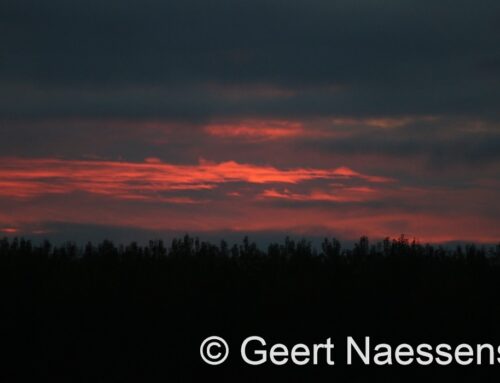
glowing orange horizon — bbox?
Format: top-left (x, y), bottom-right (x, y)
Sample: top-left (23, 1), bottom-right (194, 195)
top-left (0, 156), bottom-right (498, 244)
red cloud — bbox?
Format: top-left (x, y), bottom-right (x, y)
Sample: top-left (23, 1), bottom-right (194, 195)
top-left (204, 120), bottom-right (306, 141)
top-left (0, 157), bottom-right (392, 202)
top-left (1, 159), bottom-right (499, 244)
top-left (0, 227), bottom-right (19, 234)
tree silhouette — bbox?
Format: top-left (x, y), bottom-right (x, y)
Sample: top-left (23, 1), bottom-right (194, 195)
top-left (0, 235), bottom-right (500, 381)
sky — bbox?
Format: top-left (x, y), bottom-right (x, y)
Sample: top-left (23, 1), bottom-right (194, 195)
top-left (1, 0), bottom-right (500, 244)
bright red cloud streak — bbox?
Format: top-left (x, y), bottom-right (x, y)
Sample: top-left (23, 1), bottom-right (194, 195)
top-left (0, 157), bottom-right (391, 201)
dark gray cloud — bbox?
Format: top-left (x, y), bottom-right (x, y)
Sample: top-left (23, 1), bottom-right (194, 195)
top-left (302, 118), bottom-right (500, 170)
top-left (1, 0), bottom-right (499, 120)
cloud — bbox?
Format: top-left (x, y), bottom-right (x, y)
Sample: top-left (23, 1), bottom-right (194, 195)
top-left (1, 162), bottom-right (499, 243)
top-left (302, 117), bottom-right (500, 170)
top-left (1, 0), bottom-right (499, 120)
top-left (204, 120), bottom-right (306, 141)
top-left (202, 119), bottom-right (358, 142)
top-left (1, 0), bottom-right (500, 243)
top-left (259, 186), bottom-right (378, 203)
top-left (0, 157), bottom-right (391, 203)
top-left (0, 227), bottom-right (19, 234)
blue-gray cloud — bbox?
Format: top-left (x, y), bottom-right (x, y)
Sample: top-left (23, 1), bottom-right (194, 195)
top-left (1, 0), bottom-right (499, 120)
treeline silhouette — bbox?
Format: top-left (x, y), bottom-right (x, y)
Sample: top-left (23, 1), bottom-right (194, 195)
top-left (1, 235), bottom-right (500, 382)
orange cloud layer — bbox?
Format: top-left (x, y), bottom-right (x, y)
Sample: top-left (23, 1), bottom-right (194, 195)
top-left (0, 157), bottom-right (391, 202)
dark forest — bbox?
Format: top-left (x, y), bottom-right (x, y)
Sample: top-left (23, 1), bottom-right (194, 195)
top-left (1, 235), bottom-right (500, 381)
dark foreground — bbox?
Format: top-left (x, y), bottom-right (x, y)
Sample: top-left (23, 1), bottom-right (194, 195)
top-left (1, 235), bottom-right (500, 382)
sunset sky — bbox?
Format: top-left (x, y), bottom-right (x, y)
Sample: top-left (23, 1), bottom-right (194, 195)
top-left (1, 0), bottom-right (500, 244)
